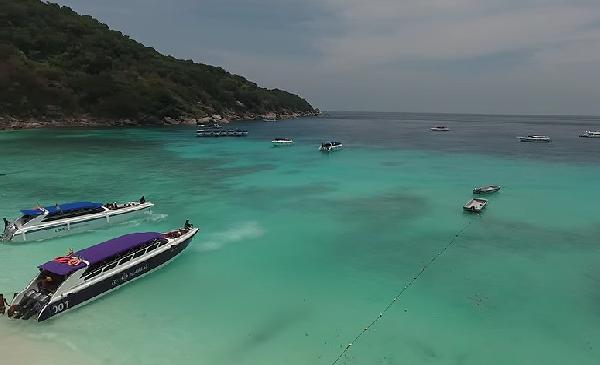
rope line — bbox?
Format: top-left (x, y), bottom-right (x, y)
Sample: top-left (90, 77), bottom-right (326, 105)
top-left (329, 218), bottom-right (475, 365)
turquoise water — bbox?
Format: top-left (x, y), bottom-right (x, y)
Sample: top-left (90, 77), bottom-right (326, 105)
top-left (1, 113), bottom-right (600, 364)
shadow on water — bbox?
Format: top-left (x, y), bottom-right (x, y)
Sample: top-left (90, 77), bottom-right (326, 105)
top-left (214, 307), bottom-right (311, 365)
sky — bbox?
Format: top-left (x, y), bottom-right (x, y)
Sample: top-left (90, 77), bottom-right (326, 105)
top-left (55, 0), bottom-right (600, 115)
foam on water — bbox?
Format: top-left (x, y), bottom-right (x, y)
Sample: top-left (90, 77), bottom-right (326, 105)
top-left (195, 221), bottom-right (265, 252)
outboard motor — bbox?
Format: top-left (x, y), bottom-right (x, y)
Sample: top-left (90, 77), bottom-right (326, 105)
top-left (10, 290), bottom-right (49, 320)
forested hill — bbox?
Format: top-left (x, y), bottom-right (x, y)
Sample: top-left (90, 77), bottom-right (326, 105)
top-left (0, 0), bottom-right (316, 127)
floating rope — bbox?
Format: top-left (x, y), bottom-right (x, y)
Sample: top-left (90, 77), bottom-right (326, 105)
top-left (329, 218), bottom-right (476, 365)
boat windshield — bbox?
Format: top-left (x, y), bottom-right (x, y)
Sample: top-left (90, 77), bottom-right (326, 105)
top-left (35, 271), bottom-right (67, 295)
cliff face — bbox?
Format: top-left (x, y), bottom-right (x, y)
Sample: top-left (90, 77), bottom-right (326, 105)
top-left (0, 0), bottom-right (316, 129)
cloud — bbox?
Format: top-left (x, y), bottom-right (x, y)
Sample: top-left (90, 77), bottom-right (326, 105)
top-left (317, 0), bottom-right (600, 67)
top-left (55, 0), bottom-right (600, 114)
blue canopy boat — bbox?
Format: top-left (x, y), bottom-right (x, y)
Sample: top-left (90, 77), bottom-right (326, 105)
top-left (7, 225), bottom-right (199, 322)
top-left (2, 198), bottom-right (154, 243)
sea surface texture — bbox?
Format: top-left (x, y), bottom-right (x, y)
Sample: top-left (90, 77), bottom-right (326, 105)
top-left (1, 112), bottom-right (599, 364)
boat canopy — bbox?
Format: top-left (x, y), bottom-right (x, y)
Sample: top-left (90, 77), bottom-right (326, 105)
top-left (39, 232), bottom-right (165, 276)
top-left (21, 202), bottom-right (104, 217)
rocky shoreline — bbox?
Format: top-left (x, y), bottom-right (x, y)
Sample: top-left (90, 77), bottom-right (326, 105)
top-left (0, 110), bottom-right (320, 130)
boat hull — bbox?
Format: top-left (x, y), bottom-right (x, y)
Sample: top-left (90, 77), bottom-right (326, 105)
top-left (36, 235), bottom-right (192, 322)
top-left (7, 206), bottom-right (152, 243)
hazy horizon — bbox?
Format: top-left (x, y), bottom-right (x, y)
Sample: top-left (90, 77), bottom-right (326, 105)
top-left (56, 0), bottom-right (600, 116)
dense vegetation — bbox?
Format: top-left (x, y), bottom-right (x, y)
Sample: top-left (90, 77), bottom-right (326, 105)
top-left (0, 0), bottom-right (315, 122)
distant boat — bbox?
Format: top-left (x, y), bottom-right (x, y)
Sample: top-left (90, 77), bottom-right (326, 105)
top-left (272, 138), bottom-right (294, 146)
top-left (196, 125), bottom-right (247, 137)
top-left (463, 198), bottom-right (488, 213)
top-left (518, 135), bottom-right (551, 142)
top-left (473, 185), bottom-right (501, 194)
top-left (319, 141), bottom-right (343, 152)
top-left (579, 130), bottom-right (600, 138)
top-left (430, 126), bottom-right (450, 132)
top-left (263, 116), bottom-right (277, 122)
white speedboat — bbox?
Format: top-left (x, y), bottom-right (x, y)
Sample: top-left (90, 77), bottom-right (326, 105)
top-left (518, 135), bottom-right (551, 142)
top-left (463, 198), bottom-right (488, 213)
top-left (2, 198), bottom-right (153, 243)
top-left (272, 138), bottom-right (294, 146)
top-left (319, 141), bottom-right (343, 152)
top-left (473, 185), bottom-right (501, 194)
top-left (430, 126), bottom-right (450, 132)
top-left (579, 130), bottom-right (600, 138)
top-left (6, 224), bottom-right (199, 322)
top-left (263, 117), bottom-right (277, 122)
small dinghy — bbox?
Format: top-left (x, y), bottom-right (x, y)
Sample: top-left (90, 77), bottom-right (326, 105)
top-left (463, 198), bottom-right (488, 213)
top-left (518, 135), bottom-right (551, 142)
top-left (430, 126), bottom-right (450, 132)
top-left (272, 138), bottom-right (294, 146)
top-left (473, 185), bottom-right (501, 194)
top-left (319, 141), bottom-right (343, 152)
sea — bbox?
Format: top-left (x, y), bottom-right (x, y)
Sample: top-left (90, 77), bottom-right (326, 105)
top-left (0, 112), bottom-right (599, 365)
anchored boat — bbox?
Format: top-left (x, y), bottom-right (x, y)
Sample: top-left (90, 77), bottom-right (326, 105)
top-left (579, 130), bottom-right (600, 138)
top-left (463, 198), bottom-right (488, 213)
top-left (6, 224), bottom-right (198, 322)
top-left (430, 126), bottom-right (450, 132)
top-left (518, 135), bottom-right (551, 142)
top-left (319, 141), bottom-right (343, 152)
top-left (196, 123), bottom-right (248, 137)
top-left (473, 185), bottom-right (501, 194)
top-left (272, 138), bottom-right (294, 146)
top-left (2, 198), bottom-right (153, 243)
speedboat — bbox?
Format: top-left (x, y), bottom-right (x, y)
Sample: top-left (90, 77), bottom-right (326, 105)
top-left (518, 135), bottom-right (551, 142)
top-left (6, 224), bottom-right (199, 322)
top-left (473, 185), bottom-right (501, 194)
top-left (463, 198), bottom-right (488, 213)
top-left (430, 126), bottom-right (450, 132)
top-left (263, 117), bottom-right (277, 122)
top-left (2, 198), bottom-right (153, 243)
top-left (319, 141), bottom-right (343, 152)
top-left (579, 130), bottom-right (600, 138)
top-left (272, 138), bottom-right (294, 146)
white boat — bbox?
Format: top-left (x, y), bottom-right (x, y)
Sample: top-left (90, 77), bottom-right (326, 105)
top-left (463, 198), bottom-right (488, 213)
top-left (2, 198), bottom-right (153, 243)
top-left (473, 185), bottom-right (501, 194)
top-left (430, 126), bottom-right (450, 132)
top-left (6, 224), bottom-right (199, 322)
top-left (319, 141), bottom-right (343, 152)
top-left (272, 138), bottom-right (294, 146)
top-left (579, 130), bottom-right (600, 138)
top-left (263, 117), bottom-right (277, 122)
top-left (518, 135), bottom-right (551, 142)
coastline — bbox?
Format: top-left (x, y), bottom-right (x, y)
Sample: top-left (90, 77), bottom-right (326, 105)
top-left (0, 110), bottom-right (319, 131)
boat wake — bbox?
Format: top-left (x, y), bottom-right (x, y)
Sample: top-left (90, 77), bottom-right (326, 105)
top-left (195, 221), bottom-right (264, 252)
top-left (125, 213), bottom-right (168, 227)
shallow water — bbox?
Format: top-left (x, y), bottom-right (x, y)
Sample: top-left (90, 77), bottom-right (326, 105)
top-left (1, 112), bottom-right (599, 364)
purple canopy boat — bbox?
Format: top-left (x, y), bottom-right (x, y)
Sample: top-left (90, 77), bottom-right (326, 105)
top-left (7, 223), bottom-right (198, 322)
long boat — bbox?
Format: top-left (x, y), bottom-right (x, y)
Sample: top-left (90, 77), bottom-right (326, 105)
top-left (6, 224), bottom-right (198, 322)
top-left (2, 198), bottom-right (153, 243)
top-left (517, 135), bottom-right (551, 142)
top-left (579, 130), bottom-right (600, 138)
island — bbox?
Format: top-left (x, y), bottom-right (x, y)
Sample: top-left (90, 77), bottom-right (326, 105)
top-left (0, 0), bottom-right (318, 129)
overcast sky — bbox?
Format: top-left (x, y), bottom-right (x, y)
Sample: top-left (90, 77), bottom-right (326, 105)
top-left (56, 0), bottom-right (600, 115)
